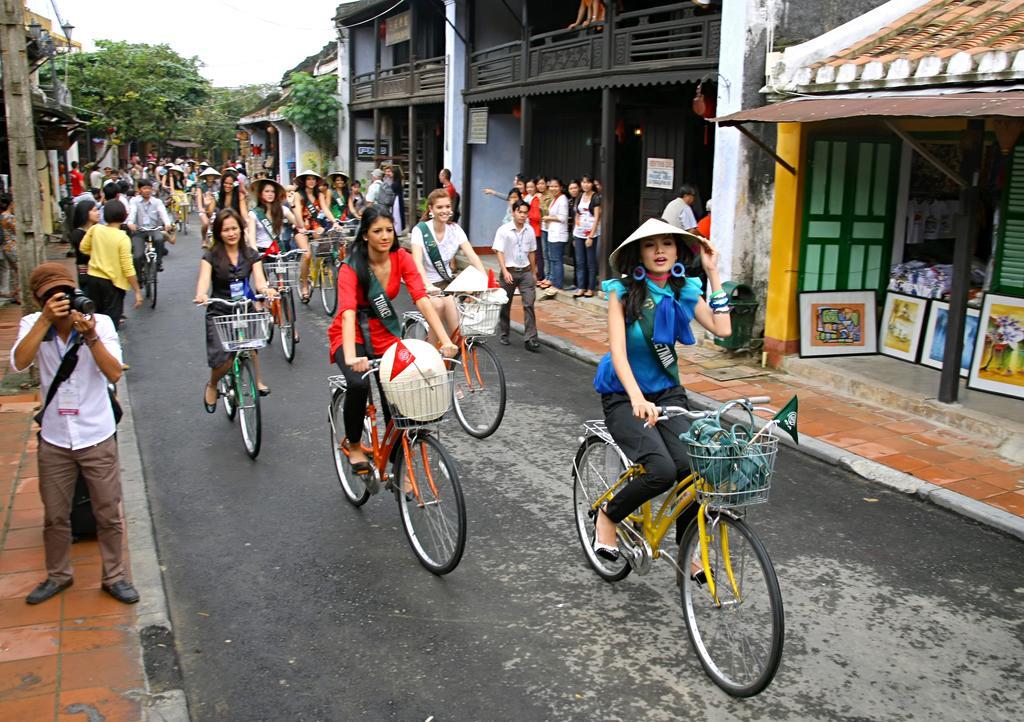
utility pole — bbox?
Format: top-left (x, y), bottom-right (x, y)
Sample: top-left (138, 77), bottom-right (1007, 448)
top-left (1, 0), bottom-right (46, 310)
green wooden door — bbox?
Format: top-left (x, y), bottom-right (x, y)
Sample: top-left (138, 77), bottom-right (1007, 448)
top-left (799, 137), bottom-right (899, 292)
top-left (993, 143), bottom-right (1024, 296)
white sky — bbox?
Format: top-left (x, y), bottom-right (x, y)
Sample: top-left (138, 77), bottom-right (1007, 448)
top-left (28, 0), bottom-right (359, 87)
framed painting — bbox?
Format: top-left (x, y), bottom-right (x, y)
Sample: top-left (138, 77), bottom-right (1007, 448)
top-left (799, 290), bottom-right (878, 358)
top-left (967, 293), bottom-right (1024, 400)
top-left (920, 301), bottom-right (980, 377)
top-left (879, 293), bottom-right (929, 363)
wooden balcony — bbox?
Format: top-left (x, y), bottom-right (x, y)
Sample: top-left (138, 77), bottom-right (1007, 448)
top-left (467, 3), bottom-right (720, 98)
top-left (351, 56), bottom-right (447, 108)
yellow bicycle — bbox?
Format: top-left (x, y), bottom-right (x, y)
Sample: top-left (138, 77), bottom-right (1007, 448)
top-left (308, 226), bottom-right (352, 315)
top-left (572, 397), bottom-right (784, 697)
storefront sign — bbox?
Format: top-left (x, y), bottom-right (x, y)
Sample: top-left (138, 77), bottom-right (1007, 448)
top-left (386, 12), bottom-right (411, 46)
top-left (356, 140), bottom-right (390, 161)
top-left (646, 157), bottom-right (674, 190)
top-left (468, 108), bottom-right (488, 145)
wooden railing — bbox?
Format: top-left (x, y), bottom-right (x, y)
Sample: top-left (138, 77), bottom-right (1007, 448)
top-left (467, 3), bottom-right (719, 94)
top-left (349, 56), bottom-right (447, 105)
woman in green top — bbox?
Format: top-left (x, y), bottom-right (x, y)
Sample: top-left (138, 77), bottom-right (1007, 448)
top-left (323, 172), bottom-right (350, 222)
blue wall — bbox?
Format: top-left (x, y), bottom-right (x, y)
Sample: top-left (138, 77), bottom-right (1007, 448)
top-left (467, 113), bottom-right (520, 247)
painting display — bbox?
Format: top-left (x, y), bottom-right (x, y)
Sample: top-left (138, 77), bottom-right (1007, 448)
top-left (799, 291), bottom-right (878, 357)
top-left (879, 293), bottom-right (928, 362)
top-left (968, 293), bottom-right (1024, 400)
top-left (920, 301), bottom-right (980, 377)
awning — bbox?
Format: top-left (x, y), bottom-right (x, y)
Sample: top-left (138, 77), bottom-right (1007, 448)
top-left (167, 140), bottom-right (201, 149)
top-left (715, 91), bottom-right (1024, 126)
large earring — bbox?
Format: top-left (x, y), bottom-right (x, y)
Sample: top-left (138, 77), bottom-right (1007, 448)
top-left (670, 262), bottom-right (686, 278)
top-left (633, 266), bottom-right (647, 281)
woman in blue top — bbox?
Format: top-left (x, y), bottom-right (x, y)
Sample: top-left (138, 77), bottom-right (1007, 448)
top-left (592, 218), bottom-right (732, 561)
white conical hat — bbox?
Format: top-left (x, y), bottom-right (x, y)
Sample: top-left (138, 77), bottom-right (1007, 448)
top-left (199, 167), bottom-right (222, 178)
top-left (607, 218), bottom-right (705, 274)
top-left (295, 168), bottom-right (322, 180)
top-left (444, 265), bottom-right (489, 294)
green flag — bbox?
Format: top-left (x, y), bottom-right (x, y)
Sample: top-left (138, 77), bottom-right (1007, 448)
top-left (773, 395), bottom-right (799, 444)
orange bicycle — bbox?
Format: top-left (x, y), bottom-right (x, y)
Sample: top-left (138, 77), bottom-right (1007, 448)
top-left (327, 359), bottom-right (467, 575)
top-left (263, 248), bottom-right (306, 362)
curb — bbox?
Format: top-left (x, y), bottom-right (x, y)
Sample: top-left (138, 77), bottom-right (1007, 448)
top-left (510, 321), bottom-right (1024, 542)
top-left (117, 376), bottom-right (192, 721)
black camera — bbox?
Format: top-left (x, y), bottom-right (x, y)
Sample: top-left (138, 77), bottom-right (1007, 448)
top-left (62, 289), bottom-right (96, 315)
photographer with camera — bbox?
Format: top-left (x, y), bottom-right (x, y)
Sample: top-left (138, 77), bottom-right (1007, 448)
top-left (10, 263), bottom-right (139, 606)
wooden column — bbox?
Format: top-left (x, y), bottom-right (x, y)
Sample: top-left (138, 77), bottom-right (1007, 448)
top-left (599, 86), bottom-right (617, 280)
top-left (408, 103), bottom-right (418, 231)
top-left (603, 0), bottom-right (615, 70)
top-left (939, 119), bottom-right (985, 403)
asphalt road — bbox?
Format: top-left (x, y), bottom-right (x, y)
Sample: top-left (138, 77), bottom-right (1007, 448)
top-left (121, 227), bottom-right (1024, 721)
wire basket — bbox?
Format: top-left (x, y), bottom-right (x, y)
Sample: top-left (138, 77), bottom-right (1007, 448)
top-left (457, 299), bottom-right (502, 337)
top-left (212, 312), bottom-right (271, 352)
top-left (264, 259), bottom-right (300, 289)
top-left (310, 238), bottom-right (339, 259)
top-left (380, 369), bottom-right (454, 427)
top-left (687, 435), bottom-right (778, 508)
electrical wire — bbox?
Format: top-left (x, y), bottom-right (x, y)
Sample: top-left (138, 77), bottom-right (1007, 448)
top-left (213, 0), bottom-right (324, 30)
top-left (337, 0), bottom-right (405, 29)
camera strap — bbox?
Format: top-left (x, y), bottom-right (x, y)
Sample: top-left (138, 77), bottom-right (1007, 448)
top-left (34, 333), bottom-right (83, 426)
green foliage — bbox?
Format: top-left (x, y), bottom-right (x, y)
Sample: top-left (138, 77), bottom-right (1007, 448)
top-left (280, 71), bottom-right (341, 157)
top-left (178, 84), bottom-right (276, 159)
top-left (63, 41), bottom-right (209, 145)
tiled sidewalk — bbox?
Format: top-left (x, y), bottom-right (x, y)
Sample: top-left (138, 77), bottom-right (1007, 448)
top-left (510, 293), bottom-right (1024, 521)
top-left (0, 305), bottom-right (145, 720)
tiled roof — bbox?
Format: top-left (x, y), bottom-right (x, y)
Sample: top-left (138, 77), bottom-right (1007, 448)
top-left (791, 0), bottom-right (1024, 91)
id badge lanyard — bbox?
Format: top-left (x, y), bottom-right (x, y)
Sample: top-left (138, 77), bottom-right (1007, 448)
top-left (55, 330), bottom-right (80, 416)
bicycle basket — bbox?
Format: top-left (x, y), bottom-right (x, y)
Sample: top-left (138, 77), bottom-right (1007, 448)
top-left (310, 239), bottom-right (338, 258)
top-left (457, 298), bottom-right (502, 337)
top-left (212, 312), bottom-right (271, 352)
top-left (264, 259), bottom-right (300, 289)
top-left (684, 424), bottom-right (778, 508)
top-left (381, 369), bottom-right (454, 427)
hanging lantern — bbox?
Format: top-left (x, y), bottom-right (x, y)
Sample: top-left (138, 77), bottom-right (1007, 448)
top-left (994, 119), bottom-right (1024, 155)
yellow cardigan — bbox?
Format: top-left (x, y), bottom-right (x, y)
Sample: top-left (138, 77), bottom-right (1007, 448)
top-left (81, 224), bottom-right (136, 291)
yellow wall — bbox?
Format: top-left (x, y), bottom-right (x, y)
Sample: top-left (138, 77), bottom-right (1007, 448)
top-left (763, 123), bottom-right (805, 349)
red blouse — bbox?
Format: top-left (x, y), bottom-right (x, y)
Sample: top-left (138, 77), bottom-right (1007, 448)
top-left (329, 249), bottom-right (427, 359)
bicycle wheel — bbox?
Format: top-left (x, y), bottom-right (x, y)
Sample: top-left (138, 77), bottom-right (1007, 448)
top-left (572, 435), bottom-right (632, 582)
top-left (319, 261), bottom-right (338, 316)
top-left (146, 257), bottom-right (158, 309)
top-left (679, 514), bottom-right (784, 697)
top-left (219, 371), bottom-right (237, 421)
top-left (401, 316), bottom-right (428, 341)
top-left (395, 433), bottom-right (466, 575)
top-left (452, 340), bottom-right (506, 438)
top-left (236, 357), bottom-right (262, 458)
top-left (329, 387), bottom-right (371, 507)
top-left (279, 289), bottom-right (296, 363)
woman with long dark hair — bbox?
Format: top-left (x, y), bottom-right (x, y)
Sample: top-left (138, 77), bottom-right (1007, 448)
top-left (69, 199), bottom-right (99, 290)
top-left (215, 170), bottom-right (248, 218)
top-left (590, 219), bottom-right (730, 560)
top-left (294, 170), bottom-right (340, 301)
top-left (390, 165), bottom-right (406, 235)
top-left (194, 209), bottom-right (275, 411)
top-left (323, 172), bottom-right (350, 222)
top-left (327, 206), bottom-right (457, 478)
top-left (572, 174), bottom-right (602, 298)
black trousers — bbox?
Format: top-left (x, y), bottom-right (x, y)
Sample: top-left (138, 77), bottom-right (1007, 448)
top-left (333, 346), bottom-right (391, 444)
top-left (603, 385), bottom-right (696, 536)
top-left (131, 229), bottom-right (166, 276)
top-left (88, 276), bottom-right (125, 323)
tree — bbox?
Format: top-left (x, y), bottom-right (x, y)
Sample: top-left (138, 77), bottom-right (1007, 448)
top-left (178, 85), bottom-right (276, 160)
top-left (61, 40), bottom-right (209, 150)
top-left (280, 71), bottom-right (341, 159)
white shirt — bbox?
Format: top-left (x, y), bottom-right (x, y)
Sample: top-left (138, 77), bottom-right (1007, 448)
top-left (128, 195), bottom-right (171, 228)
top-left (661, 197), bottom-right (687, 229)
top-left (366, 179), bottom-right (382, 203)
top-left (546, 194), bottom-right (569, 243)
top-left (492, 221), bottom-right (536, 269)
top-left (11, 313), bottom-right (122, 450)
top-left (677, 203), bottom-right (698, 231)
top-left (410, 222), bottom-right (469, 283)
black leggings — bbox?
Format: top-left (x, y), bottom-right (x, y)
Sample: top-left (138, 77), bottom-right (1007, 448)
top-left (603, 386), bottom-right (696, 535)
top-left (334, 347), bottom-right (391, 444)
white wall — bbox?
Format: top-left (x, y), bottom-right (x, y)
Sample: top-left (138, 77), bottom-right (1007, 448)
top-left (467, 113), bottom-right (520, 246)
top-left (443, 0), bottom-right (467, 191)
top-left (274, 122), bottom-right (296, 185)
top-left (337, 33), bottom-right (351, 175)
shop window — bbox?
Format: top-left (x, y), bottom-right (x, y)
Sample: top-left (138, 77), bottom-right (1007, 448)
top-left (993, 143), bottom-right (1024, 297)
top-left (799, 137), bottom-right (898, 293)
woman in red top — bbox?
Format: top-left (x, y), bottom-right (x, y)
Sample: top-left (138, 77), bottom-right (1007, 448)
top-left (328, 207), bottom-right (457, 475)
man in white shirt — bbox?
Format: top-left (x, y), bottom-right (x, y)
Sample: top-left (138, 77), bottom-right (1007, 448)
top-left (11, 263), bottom-right (139, 606)
top-left (493, 200), bottom-right (540, 351)
top-left (365, 168), bottom-right (384, 205)
top-left (127, 179), bottom-right (174, 274)
top-left (88, 163), bottom-right (104, 190)
top-left (661, 184), bottom-right (699, 234)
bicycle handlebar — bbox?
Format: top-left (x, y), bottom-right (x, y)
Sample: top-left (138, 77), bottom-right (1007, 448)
top-left (195, 296), bottom-right (267, 309)
top-left (264, 248), bottom-right (307, 260)
top-left (655, 396), bottom-right (774, 422)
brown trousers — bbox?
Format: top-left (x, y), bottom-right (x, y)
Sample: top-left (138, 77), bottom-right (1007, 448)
top-left (38, 435), bottom-right (126, 585)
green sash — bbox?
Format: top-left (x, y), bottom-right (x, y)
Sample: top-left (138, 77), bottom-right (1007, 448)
top-left (636, 296), bottom-right (679, 380)
top-left (302, 195), bottom-right (324, 228)
top-left (343, 257), bottom-right (401, 337)
top-left (417, 221), bottom-right (453, 282)
top-left (330, 189), bottom-right (347, 218)
top-left (254, 208), bottom-right (278, 243)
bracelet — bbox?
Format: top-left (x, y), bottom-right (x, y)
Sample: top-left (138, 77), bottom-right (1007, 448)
top-left (709, 290), bottom-right (728, 300)
top-left (83, 334), bottom-right (100, 347)
top-left (712, 306), bottom-right (732, 315)
top-left (709, 298), bottom-right (730, 310)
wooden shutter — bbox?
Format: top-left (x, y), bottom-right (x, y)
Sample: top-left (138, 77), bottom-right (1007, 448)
top-left (994, 143), bottom-right (1024, 296)
top-left (799, 137), bottom-right (899, 292)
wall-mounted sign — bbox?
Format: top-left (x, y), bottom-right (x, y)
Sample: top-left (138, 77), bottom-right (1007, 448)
top-left (356, 139), bottom-right (390, 161)
top-left (467, 107), bottom-right (488, 145)
top-left (386, 12), bottom-right (411, 46)
top-left (645, 157), bottom-right (674, 190)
